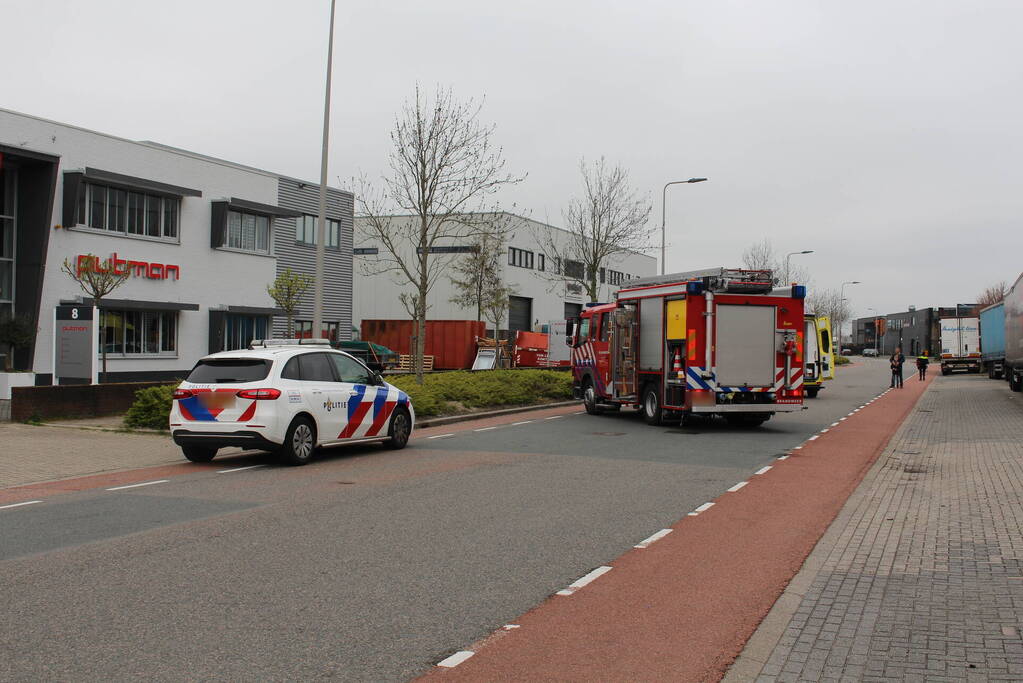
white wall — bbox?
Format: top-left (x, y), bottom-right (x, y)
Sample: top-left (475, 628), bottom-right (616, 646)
top-left (0, 109), bottom-right (281, 376)
top-left (352, 213), bottom-right (657, 332)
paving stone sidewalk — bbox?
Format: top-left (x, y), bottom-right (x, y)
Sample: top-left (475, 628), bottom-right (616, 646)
top-left (729, 375), bottom-right (1023, 682)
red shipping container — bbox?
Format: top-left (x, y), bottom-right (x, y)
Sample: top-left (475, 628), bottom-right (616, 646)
top-left (514, 331), bottom-right (550, 367)
top-left (360, 320), bottom-right (485, 370)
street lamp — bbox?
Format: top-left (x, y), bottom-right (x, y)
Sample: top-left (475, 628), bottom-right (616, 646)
top-left (838, 281), bottom-right (861, 349)
top-left (784, 250), bottom-right (814, 284)
top-left (661, 177), bottom-right (707, 275)
top-left (867, 307), bottom-right (879, 353)
top-left (311, 0), bottom-right (337, 341)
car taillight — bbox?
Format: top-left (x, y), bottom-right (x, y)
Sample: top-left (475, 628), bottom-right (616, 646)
top-left (236, 388), bottom-right (282, 400)
top-left (172, 389), bottom-right (193, 400)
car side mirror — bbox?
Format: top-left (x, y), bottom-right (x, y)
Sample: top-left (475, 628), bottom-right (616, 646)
top-left (372, 372), bottom-right (384, 386)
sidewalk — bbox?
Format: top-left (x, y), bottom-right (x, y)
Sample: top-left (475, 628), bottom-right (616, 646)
top-left (727, 374), bottom-right (1023, 682)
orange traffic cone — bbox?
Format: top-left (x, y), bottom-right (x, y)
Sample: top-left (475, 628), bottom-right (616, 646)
top-left (673, 348), bottom-right (683, 380)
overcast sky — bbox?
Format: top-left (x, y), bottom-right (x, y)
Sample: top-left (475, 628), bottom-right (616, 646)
top-left (6, 0), bottom-right (1022, 320)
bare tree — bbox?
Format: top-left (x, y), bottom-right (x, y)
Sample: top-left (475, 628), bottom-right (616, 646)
top-left (61, 254), bottom-right (130, 380)
top-left (537, 158), bottom-right (652, 301)
top-left (267, 268), bottom-right (312, 337)
top-left (977, 281), bottom-right (1008, 308)
top-left (741, 238), bottom-right (812, 286)
top-left (352, 85), bottom-right (523, 383)
top-left (449, 233), bottom-right (503, 322)
top-left (805, 287), bottom-right (850, 343)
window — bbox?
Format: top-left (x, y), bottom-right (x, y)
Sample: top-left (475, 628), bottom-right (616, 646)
top-left (578, 317), bottom-right (591, 340)
top-left (329, 353), bottom-right (371, 384)
top-left (187, 359), bottom-right (271, 383)
top-left (298, 353), bottom-right (336, 382)
top-left (295, 320), bottom-right (340, 341)
top-left (599, 268), bottom-right (606, 284)
top-left (295, 215), bottom-right (341, 248)
top-left (99, 310), bottom-right (177, 356)
top-left (223, 314), bottom-right (269, 351)
top-left (224, 210), bottom-right (271, 254)
top-left (607, 270), bottom-right (625, 286)
top-left (564, 259), bottom-right (584, 279)
top-left (537, 254), bottom-right (545, 272)
top-left (508, 247), bottom-right (534, 269)
top-left (78, 183), bottom-right (179, 240)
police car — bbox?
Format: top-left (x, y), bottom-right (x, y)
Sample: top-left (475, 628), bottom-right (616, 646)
top-left (170, 339), bottom-right (414, 465)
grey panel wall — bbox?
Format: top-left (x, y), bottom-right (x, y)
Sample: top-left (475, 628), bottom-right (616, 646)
top-left (273, 178), bottom-right (354, 341)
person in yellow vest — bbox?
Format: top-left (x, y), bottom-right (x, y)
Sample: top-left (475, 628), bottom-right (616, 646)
top-left (916, 351), bottom-right (929, 381)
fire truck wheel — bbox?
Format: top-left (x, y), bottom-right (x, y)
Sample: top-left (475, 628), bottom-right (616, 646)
top-left (805, 387), bottom-right (820, 399)
top-left (583, 379), bottom-right (601, 415)
top-left (642, 385), bottom-right (662, 425)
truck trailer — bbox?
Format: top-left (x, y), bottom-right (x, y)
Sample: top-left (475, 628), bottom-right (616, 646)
top-left (939, 316), bottom-right (981, 375)
top-left (979, 302), bottom-right (1005, 379)
top-left (1006, 274), bottom-right (1023, 392)
top-left (570, 268), bottom-right (805, 427)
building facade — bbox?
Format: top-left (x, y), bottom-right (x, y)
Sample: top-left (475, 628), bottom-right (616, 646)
top-left (351, 213), bottom-right (657, 337)
top-left (853, 305), bottom-right (977, 357)
top-left (0, 108), bottom-right (352, 384)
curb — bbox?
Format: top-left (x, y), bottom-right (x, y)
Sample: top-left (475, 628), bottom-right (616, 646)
top-left (35, 400), bottom-right (582, 435)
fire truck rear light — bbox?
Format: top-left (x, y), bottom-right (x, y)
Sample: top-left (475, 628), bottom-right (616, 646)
top-left (172, 389), bottom-right (193, 400)
top-left (236, 388), bottom-right (282, 400)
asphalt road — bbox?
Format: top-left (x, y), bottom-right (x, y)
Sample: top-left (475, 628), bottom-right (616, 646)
top-left (0, 358), bottom-right (898, 681)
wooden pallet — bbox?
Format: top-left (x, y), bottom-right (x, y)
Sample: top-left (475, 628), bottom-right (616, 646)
top-left (397, 354), bottom-right (435, 372)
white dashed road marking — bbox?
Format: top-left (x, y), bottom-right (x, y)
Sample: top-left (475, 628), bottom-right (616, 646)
top-left (428, 433), bottom-right (454, 440)
top-left (727, 481), bottom-right (748, 492)
top-left (473, 426), bottom-right (497, 432)
top-left (106, 480), bottom-right (169, 491)
top-left (216, 465), bottom-right (266, 474)
top-left (513, 420), bottom-right (534, 426)
top-left (437, 651), bottom-right (475, 668)
top-left (0, 500), bottom-right (42, 510)
top-left (635, 528), bottom-right (673, 548)
top-left (808, 435), bottom-right (820, 441)
top-left (755, 465), bottom-right (773, 475)
top-left (688, 502), bottom-right (715, 516)
top-left (544, 415), bottom-right (564, 420)
top-left (562, 565), bottom-right (613, 594)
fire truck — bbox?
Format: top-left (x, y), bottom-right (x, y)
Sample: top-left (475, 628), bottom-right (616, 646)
top-left (569, 268), bottom-right (806, 427)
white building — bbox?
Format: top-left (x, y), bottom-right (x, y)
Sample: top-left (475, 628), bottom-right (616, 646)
top-left (352, 213), bottom-right (656, 336)
top-left (0, 108), bottom-right (352, 386)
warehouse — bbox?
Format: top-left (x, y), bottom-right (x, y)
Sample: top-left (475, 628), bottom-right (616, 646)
top-left (0, 108), bottom-right (352, 386)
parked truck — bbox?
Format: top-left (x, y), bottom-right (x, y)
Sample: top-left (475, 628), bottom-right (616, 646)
top-left (939, 316), bottom-right (981, 375)
top-left (1006, 274), bottom-right (1023, 392)
top-left (569, 268), bottom-right (805, 427)
top-left (803, 314), bottom-right (835, 398)
top-left (979, 302), bottom-right (1005, 379)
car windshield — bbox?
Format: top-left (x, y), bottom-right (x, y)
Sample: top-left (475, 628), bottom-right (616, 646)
top-left (186, 359), bottom-right (272, 384)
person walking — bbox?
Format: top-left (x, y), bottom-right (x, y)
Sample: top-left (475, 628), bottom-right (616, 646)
top-left (890, 347), bottom-right (905, 388)
top-left (916, 351), bottom-right (929, 381)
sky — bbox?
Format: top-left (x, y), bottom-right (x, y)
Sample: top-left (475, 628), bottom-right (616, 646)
top-left (5, 0), bottom-right (1022, 321)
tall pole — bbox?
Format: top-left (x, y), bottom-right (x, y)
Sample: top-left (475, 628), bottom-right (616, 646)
top-left (784, 250), bottom-right (814, 284)
top-left (839, 280), bottom-right (861, 350)
top-left (312, 0), bottom-right (337, 340)
top-left (660, 177), bottom-right (707, 275)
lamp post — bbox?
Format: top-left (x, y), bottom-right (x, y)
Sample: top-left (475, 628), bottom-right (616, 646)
top-left (311, 0), bottom-right (337, 341)
top-left (784, 250), bottom-right (814, 284)
top-left (867, 307), bottom-right (879, 353)
top-left (839, 280), bottom-right (861, 350)
top-left (661, 177), bottom-right (707, 275)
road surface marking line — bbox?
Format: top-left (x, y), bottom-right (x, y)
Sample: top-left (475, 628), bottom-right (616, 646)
top-left (544, 415), bottom-right (564, 420)
top-left (635, 528), bottom-right (673, 548)
top-left (217, 465), bottom-right (266, 474)
top-left (793, 445), bottom-right (803, 450)
top-left (573, 411), bottom-right (585, 414)
top-left (556, 589), bottom-right (574, 596)
top-left (437, 651), bottom-right (475, 668)
top-left (513, 420), bottom-right (534, 425)
top-left (690, 502), bottom-right (715, 516)
top-left (776, 455), bottom-right (789, 460)
top-left (106, 480), bottom-right (169, 491)
top-left (727, 481), bottom-right (748, 492)
top-left (503, 624), bottom-right (520, 630)
top-left (820, 429), bottom-right (829, 433)
top-left (831, 422), bottom-right (840, 427)
top-left (840, 417), bottom-right (848, 421)
top-left (808, 435), bottom-right (820, 441)
top-left (473, 426), bottom-right (497, 432)
top-left (0, 500), bottom-right (42, 510)
top-left (755, 465), bottom-right (773, 475)
top-left (428, 433), bottom-right (454, 439)
top-left (568, 565), bottom-right (613, 589)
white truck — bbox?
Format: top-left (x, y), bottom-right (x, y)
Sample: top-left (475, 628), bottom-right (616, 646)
top-left (939, 316), bottom-right (981, 375)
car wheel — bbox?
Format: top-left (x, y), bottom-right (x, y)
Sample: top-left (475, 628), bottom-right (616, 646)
top-left (805, 387), bottom-right (819, 398)
top-left (182, 446), bottom-right (217, 463)
top-left (280, 416), bottom-right (316, 466)
top-left (583, 379), bottom-right (600, 415)
top-left (385, 408), bottom-right (412, 449)
top-left (642, 384), bottom-right (662, 425)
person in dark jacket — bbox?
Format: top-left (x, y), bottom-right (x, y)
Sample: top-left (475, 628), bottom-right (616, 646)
top-left (890, 347), bottom-right (905, 388)
top-left (916, 352), bottom-right (929, 381)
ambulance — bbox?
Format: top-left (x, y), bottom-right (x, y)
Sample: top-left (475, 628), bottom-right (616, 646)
top-left (802, 315), bottom-right (835, 398)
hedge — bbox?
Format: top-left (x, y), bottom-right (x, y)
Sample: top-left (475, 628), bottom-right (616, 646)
top-left (124, 384), bottom-right (177, 430)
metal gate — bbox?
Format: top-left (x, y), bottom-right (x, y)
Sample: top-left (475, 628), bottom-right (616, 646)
top-left (508, 296), bottom-right (533, 334)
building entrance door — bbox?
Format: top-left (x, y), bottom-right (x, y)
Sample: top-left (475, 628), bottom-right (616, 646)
top-left (508, 296), bottom-right (532, 334)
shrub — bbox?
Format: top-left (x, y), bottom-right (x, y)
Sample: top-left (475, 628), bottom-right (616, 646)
top-left (835, 355), bottom-right (851, 366)
top-left (124, 384), bottom-right (176, 430)
top-left (387, 369), bottom-right (572, 417)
